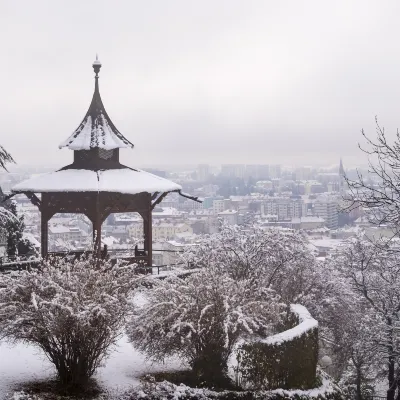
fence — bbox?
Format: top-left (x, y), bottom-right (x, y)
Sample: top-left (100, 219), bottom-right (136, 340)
top-left (0, 248), bottom-right (189, 275)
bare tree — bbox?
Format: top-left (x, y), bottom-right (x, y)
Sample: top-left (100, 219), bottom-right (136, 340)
top-left (332, 237), bottom-right (400, 400)
top-left (345, 117), bottom-right (400, 236)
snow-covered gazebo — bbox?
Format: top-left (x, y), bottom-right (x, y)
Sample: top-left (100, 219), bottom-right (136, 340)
top-left (12, 58), bottom-right (200, 264)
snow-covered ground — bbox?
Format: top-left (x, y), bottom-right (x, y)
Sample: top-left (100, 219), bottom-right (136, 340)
top-left (0, 336), bottom-right (184, 399)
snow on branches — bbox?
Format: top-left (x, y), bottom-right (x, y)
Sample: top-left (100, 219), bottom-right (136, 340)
top-left (182, 224), bottom-right (319, 304)
top-left (327, 236), bottom-right (400, 400)
top-left (127, 266), bottom-right (284, 384)
top-left (0, 257), bottom-right (140, 390)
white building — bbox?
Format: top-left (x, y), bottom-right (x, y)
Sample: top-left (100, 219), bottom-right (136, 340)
top-left (218, 210), bottom-right (238, 226)
top-left (314, 196), bottom-right (339, 230)
top-left (220, 164), bottom-right (246, 179)
top-left (291, 216), bottom-right (325, 230)
top-left (49, 225), bottom-right (85, 242)
top-left (261, 198), bottom-right (306, 221)
top-left (197, 164), bottom-right (210, 181)
top-left (128, 221), bottom-right (193, 241)
top-left (213, 199), bottom-right (226, 215)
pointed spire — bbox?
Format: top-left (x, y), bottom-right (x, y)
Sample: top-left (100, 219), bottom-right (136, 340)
top-left (92, 54), bottom-right (102, 76)
top-left (59, 58), bottom-right (134, 150)
top-left (92, 55), bottom-right (102, 93)
top-left (339, 157), bottom-right (345, 175)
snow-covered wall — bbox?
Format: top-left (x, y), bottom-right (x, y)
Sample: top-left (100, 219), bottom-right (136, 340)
top-left (231, 303), bottom-right (319, 391)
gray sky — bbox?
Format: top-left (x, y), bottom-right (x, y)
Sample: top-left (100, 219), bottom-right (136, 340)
top-left (1, 0), bottom-right (400, 169)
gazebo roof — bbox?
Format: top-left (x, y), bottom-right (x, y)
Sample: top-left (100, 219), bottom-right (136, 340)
top-left (12, 168), bottom-right (182, 195)
top-left (12, 58), bottom-right (201, 203)
top-left (59, 56), bottom-right (134, 151)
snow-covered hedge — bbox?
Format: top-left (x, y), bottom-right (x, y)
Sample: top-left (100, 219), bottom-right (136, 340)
top-left (115, 371), bottom-right (341, 399)
top-left (231, 304), bottom-right (319, 390)
top-left (9, 371), bottom-right (342, 400)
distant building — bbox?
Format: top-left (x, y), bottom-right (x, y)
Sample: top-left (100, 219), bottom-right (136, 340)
top-left (218, 210), bottom-right (238, 225)
top-left (339, 158), bottom-right (345, 193)
top-left (269, 165), bottom-right (282, 179)
top-left (49, 225), bottom-right (85, 242)
top-left (128, 221), bottom-right (192, 241)
top-left (213, 199), bottom-right (226, 214)
top-left (291, 216), bottom-right (325, 230)
top-left (197, 164), bottom-right (210, 182)
top-left (314, 196), bottom-right (339, 230)
top-left (220, 164), bottom-right (246, 179)
top-left (261, 198), bottom-right (306, 221)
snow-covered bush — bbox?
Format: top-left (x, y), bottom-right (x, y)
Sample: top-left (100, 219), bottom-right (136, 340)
top-left (183, 224), bottom-right (318, 304)
top-left (127, 266), bottom-right (284, 386)
top-left (0, 257), bottom-right (139, 391)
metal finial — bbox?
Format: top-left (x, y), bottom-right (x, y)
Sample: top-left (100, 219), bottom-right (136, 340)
top-left (92, 54), bottom-right (102, 77)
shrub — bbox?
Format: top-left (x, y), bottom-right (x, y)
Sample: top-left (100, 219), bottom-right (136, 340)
top-left (127, 267), bottom-right (284, 387)
top-left (0, 257), bottom-right (138, 391)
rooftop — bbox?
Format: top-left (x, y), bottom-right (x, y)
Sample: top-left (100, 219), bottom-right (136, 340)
top-left (12, 168), bottom-right (182, 195)
top-left (59, 57), bottom-right (134, 151)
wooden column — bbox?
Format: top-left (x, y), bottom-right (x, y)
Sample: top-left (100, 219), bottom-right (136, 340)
top-left (93, 193), bottom-right (102, 258)
top-left (41, 212), bottom-right (49, 259)
top-left (40, 194), bottom-right (50, 259)
top-left (93, 220), bottom-right (102, 258)
top-left (147, 206), bottom-right (152, 267)
top-left (142, 204), bottom-right (153, 267)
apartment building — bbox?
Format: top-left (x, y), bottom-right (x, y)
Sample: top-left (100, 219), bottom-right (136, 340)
top-left (313, 196), bottom-right (339, 230)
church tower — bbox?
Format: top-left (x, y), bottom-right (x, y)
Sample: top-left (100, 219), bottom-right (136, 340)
top-left (339, 158), bottom-right (345, 193)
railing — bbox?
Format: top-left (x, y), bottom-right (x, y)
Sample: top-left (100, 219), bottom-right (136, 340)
top-left (0, 248), bottom-right (189, 275)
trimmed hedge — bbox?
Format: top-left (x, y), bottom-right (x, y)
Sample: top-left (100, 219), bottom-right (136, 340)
top-left (117, 371), bottom-right (343, 399)
top-left (234, 304), bottom-right (319, 390)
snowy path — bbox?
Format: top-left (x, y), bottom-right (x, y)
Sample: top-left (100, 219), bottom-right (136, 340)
top-left (0, 336), bottom-right (184, 399)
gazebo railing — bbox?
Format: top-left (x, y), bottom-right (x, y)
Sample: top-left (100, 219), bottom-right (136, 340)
top-left (0, 248), bottom-right (190, 275)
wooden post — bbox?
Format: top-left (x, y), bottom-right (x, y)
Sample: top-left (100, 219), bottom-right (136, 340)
top-left (141, 201), bottom-right (153, 268)
top-left (93, 193), bottom-right (102, 258)
top-left (93, 218), bottom-right (102, 258)
top-left (147, 205), bottom-right (152, 268)
top-left (41, 211), bottom-right (49, 259)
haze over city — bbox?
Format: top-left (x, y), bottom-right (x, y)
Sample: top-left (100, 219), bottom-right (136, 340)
top-left (2, 0), bottom-right (400, 168)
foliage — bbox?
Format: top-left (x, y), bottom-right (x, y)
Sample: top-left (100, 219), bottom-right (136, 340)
top-left (127, 266), bottom-right (284, 386)
top-left (0, 145), bottom-right (16, 234)
top-left (182, 224), bottom-right (319, 305)
top-left (0, 144), bottom-right (15, 171)
top-left (0, 257), bottom-right (139, 391)
top-left (235, 305), bottom-right (319, 390)
top-left (4, 200), bottom-right (25, 257)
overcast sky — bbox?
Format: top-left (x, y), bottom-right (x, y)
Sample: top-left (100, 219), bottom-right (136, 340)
top-left (1, 0), bottom-right (400, 169)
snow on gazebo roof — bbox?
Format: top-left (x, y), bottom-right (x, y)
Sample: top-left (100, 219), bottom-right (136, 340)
top-left (12, 168), bottom-right (182, 195)
top-left (59, 56), bottom-right (134, 151)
